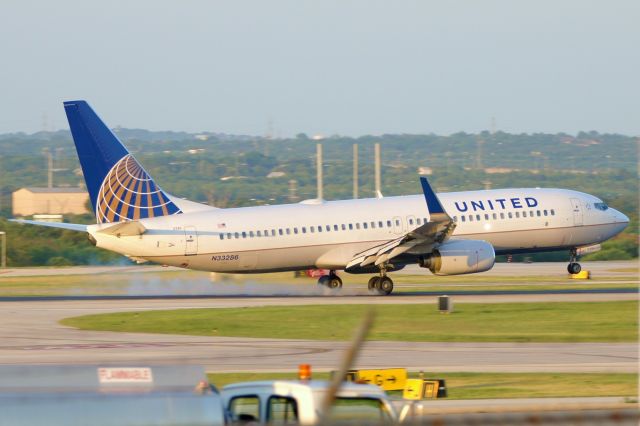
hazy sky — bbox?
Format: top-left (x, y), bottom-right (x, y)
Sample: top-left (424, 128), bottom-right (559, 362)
top-left (1, 1), bottom-right (638, 136)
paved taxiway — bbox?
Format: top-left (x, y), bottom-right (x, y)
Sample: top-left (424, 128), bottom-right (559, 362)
top-left (0, 295), bottom-right (637, 373)
top-left (0, 260), bottom-right (636, 278)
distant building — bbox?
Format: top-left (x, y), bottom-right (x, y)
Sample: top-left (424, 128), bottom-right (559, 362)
top-left (12, 187), bottom-right (89, 216)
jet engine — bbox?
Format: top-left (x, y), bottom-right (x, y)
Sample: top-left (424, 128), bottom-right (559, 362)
top-left (419, 240), bottom-right (495, 275)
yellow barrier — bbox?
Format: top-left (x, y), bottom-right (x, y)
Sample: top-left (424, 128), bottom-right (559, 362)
top-left (570, 270), bottom-right (590, 279)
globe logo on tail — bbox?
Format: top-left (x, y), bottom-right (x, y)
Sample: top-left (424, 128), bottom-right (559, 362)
top-left (96, 154), bottom-right (181, 223)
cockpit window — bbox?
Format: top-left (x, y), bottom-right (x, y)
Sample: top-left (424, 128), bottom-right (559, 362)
top-left (594, 202), bottom-right (609, 211)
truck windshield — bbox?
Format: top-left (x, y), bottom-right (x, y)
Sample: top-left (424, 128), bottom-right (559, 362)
top-left (328, 397), bottom-right (393, 423)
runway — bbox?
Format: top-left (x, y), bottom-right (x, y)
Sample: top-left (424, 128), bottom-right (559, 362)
top-left (0, 296), bottom-right (637, 373)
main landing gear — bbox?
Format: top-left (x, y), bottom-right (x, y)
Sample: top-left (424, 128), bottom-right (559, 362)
top-left (367, 266), bottom-right (394, 296)
top-left (317, 271), bottom-right (342, 289)
top-left (567, 248), bottom-right (582, 274)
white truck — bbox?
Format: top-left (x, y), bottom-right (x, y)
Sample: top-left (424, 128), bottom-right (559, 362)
top-left (221, 380), bottom-right (398, 425)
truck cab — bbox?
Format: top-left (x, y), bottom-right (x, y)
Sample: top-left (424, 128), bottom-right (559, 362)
top-left (221, 380), bottom-right (398, 425)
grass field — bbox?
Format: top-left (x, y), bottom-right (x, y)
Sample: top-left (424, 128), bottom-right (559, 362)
top-left (206, 371), bottom-right (638, 399)
top-left (61, 301), bottom-right (638, 342)
top-left (0, 269), bottom-right (636, 297)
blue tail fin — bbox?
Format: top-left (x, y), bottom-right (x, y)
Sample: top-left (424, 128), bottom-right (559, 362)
top-left (64, 100), bottom-right (181, 223)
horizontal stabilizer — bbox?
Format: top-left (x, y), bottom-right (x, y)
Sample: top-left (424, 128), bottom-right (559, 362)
top-left (97, 221), bottom-right (147, 236)
top-left (9, 219), bottom-right (87, 232)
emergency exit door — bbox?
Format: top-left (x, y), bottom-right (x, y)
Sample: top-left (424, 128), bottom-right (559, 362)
top-left (184, 226), bottom-right (198, 255)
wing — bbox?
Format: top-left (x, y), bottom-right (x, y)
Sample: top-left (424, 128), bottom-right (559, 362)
top-left (345, 177), bottom-right (456, 270)
top-left (9, 219), bottom-right (88, 232)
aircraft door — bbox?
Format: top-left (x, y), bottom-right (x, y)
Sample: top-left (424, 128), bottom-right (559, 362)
top-left (184, 226), bottom-right (198, 256)
top-left (570, 198), bottom-right (583, 226)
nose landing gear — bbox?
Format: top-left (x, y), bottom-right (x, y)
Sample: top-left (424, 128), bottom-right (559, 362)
top-left (567, 248), bottom-right (582, 274)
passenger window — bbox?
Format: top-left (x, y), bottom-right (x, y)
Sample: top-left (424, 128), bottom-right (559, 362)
top-left (469, 215), bottom-right (474, 222)
top-left (485, 214), bottom-right (489, 220)
top-left (257, 231), bottom-right (262, 237)
top-left (537, 210), bottom-right (541, 217)
top-left (395, 219), bottom-right (400, 226)
top-left (219, 234), bottom-right (224, 240)
top-left (387, 220), bottom-right (392, 227)
top-left (363, 223), bottom-right (368, 229)
top-left (271, 230), bottom-right (276, 236)
top-left (492, 213), bottom-right (497, 220)
top-left (341, 224), bottom-right (346, 231)
top-left (267, 396), bottom-right (298, 425)
top-left (355, 223), bottom-right (360, 230)
top-left (515, 212), bottom-right (519, 218)
top-left (476, 214), bottom-right (481, 221)
top-left (227, 233), bottom-right (232, 239)
top-left (234, 232), bottom-right (240, 239)
top-left (302, 227), bottom-right (306, 233)
top-left (408, 218), bottom-right (414, 225)
top-left (423, 217), bottom-right (428, 223)
top-left (370, 222), bottom-right (376, 229)
top-left (286, 228), bottom-right (291, 235)
top-left (378, 221), bottom-right (383, 228)
top-left (242, 232), bottom-right (247, 238)
top-left (230, 395), bottom-right (260, 424)
top-left (522, 211), bottom-right (527, 218)
top-left (500, 213), bottom-right (505, 219)
top-left (453, 216), bottom-right (457, 222)
top-left (334, 225), bottom-right (339, 231)
top-left (327, 225), bottom-right (331, 232)
top-left (508, 212), bottom-right (513, 219)
top-left (461, 216), bottom-right (466, 222)
top-left (348, 224), bottom-right (353, 230)
top-left (551, 209), bottom-right (555, 216)
top-left (543, 210), bottom-right (548, 216)
top-left (294, 228), bottom-right (298, 234)
top-left (416, 217), bottom-right (422, 225)
top-left (278, 229), bottom-right (283, 236)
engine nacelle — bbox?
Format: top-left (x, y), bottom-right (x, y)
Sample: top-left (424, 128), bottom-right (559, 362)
top-left (419, 240), bottom-right (495, 275)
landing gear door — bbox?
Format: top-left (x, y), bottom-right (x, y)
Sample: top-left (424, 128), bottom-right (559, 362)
top-left (184, 226), bottom-right (198, 256)
top-left (570, 198), bottom-right (583, 226)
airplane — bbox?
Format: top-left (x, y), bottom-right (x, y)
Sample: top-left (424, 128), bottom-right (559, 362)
top-left (12, 101), bottom-right (630, 295)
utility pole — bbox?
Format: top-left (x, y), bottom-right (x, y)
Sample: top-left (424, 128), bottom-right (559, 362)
top-left (288, 180), bottom-right (298, 202)
top-left (316, 144), bottom-right (323, 200)
top-left (374, 143), bottom-right (381, 197)
top-left (0, 231), bottom-right (6, 268)
top-left (43, 148), bottom-right (53, 188)
top-left (476, 138), bottom-right (484, 170)
top-left (352, 144), bottom-right (359, 199)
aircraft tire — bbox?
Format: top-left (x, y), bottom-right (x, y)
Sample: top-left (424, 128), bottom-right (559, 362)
top-left (567, 262), bottom-right (581, 274)
top-left (367, 276), bottom-right (380, 291)
top-left (328, 275), bottom-right (342, 289)
top-left (317, 275), bottom-right (330, 286)
top-left (378, 277), bottom-right (394, 295)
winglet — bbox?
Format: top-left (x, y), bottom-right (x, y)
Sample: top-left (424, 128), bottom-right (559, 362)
top-left (420, 177), bottom-right (446, 215)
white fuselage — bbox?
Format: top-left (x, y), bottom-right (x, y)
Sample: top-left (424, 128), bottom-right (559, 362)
top-left (88, 188), bottom-right (628, 273)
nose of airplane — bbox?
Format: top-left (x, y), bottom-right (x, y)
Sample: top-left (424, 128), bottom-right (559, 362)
top-left (613, 209), bottom-right (630, 224)
top-left (610, 209), bottom-right (629, 236)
